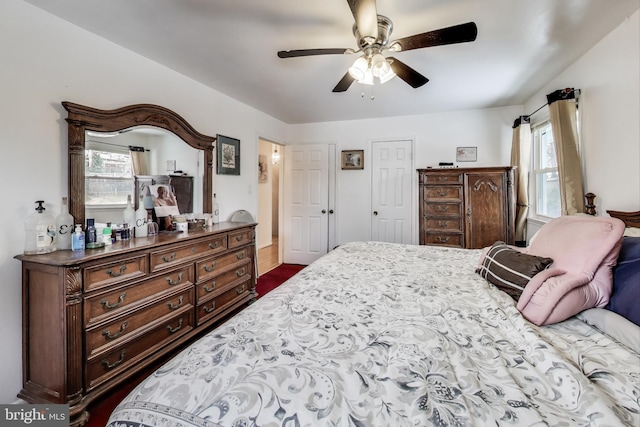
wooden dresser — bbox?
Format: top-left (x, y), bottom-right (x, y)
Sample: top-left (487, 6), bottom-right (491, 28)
top-left (418, 167), bottom-right (515, 249)
top-left (15, 221), bottom-right (256, 426)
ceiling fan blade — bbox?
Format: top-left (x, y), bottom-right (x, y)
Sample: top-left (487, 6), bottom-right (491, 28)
top-left (387, 57), bottom-right (429, 88)
top-left (332, 72), bottom-right (356, 92)
top-left (278, 48), bottom-right (352, 58)
top-left (347, 0), bottom-right (378, 40)
top-left (391, 22), bottom-right (478, 52)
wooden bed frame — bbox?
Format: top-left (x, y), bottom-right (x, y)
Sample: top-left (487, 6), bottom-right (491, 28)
top-left (585, 192), bottom-right (640, 228)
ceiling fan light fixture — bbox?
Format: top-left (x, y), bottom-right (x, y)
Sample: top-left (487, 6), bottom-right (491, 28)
top-left (370, 53), bottom-right (387, 77)
top-left (378, 66), bottom-right (396, 84)
top-left (359, 68), bottom-right (375, 85)
top-left (348, 57), bottom-right (368, 81)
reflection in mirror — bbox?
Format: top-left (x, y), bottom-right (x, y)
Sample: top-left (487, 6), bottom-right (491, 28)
top-left (64, 102), bottom-right (215, 229)
top-left (85, 127), bottom-right (204, 225)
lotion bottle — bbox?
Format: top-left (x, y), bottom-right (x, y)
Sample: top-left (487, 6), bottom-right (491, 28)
top-left (213, 193), bottom-right (220, 224)
top-left (24, 200), bottom-right (57, 255)
top-left (71, 224), bottom-right (85, 252)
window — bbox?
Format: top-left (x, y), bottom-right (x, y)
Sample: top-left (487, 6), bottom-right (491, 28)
top-left (85, 142), bottom-right (133, 207)
top-left (531, 121), bottom-right (560, 218)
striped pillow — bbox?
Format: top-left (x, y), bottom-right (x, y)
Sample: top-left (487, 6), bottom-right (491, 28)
top-left (476, 242), bottom-right (554, 300)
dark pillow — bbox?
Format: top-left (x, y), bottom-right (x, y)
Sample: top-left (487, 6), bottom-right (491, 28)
top-left (476, 241), bottom-right (554, 300)
top-left (605, 236), bottom-right (640, 326)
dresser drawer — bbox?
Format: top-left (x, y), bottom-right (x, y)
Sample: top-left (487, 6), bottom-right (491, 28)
top-left (420, 172), bottom-right (464, 185)
top-left (196, 247), bottom-right (251, 283)
top-left (150, 235), bottom-right (227, 272)
top-left (196, 279), bottom-right (251, 325)
top-left (196, 260), bottom-right (251, 301)
top-left (84, 255), bottom-right (147, 291)
top-left (425, 217), bottom-right (463, 233)
top-left (85, 265), bottom-right (194, 325)
top-left (86, 309), bottom-right (193, 391)
top-left (424, 186), bottom-right (462, 201)
top-left (423, 232), bottom-right (464, 247)
top-left (85, 288), bottom-right (194, 358)
top-left (424, 202), bottom-right (463, 217)
top-left (228, 228), bottom-right (255, 249)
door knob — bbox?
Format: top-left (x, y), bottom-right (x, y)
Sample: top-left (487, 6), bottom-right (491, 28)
top-left (373, 211), bottom-right (378, 216)
top-left (329, 209), bottom-right (334, 214)
top-left (321, 209), bottom-right (327, 214)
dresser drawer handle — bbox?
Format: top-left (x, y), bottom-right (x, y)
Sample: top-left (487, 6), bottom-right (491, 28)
top-left (166, 273), bottom-right (183, 286)
top-left (209, 241), bottom-right (220, 249)
top-left (436, 236), bottom-right (451, 243)
top-left (236, 267), bottom-right (246, 277)
top-left (437, 221), bottom-right (450, 228)
top-left (236, 251), bottom-right (245, 260)
top-left (437, 176), bottom-right (447, 182)
top-left (161, 253), bottom-right (177, 263)
top-left (106, 265), bottom-right (127, 277)
top-left (235, 284), bottom-right (246, 295)
top-left (168, 296), bottom-right (184, 310)
top-left (203, 261), bottom-right (217, 272)
top-left (203, 281), bottom-right (217, 293)
top-left (203, 302), bottom-right (217, 313)
top-left (167, 318), bottom-right (183, 333)
top-left (436, 189), bottom-right (448, 197)
top-left (102, 349), bottom-right (127, 370)
top-left (436, 205), bottom-right (450, 212)
top-left (101, 293), bottom-right (126, 309)
top-left (235, 235), bottom-right (244, 242)
top-left (102, 321), bottom-right (128, 340)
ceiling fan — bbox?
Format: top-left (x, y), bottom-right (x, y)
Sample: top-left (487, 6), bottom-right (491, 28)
top-left (277, 0), bottom-right (478, 92)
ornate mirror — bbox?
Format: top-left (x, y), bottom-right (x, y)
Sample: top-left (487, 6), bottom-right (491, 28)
top-left (64, 102), bottom-right (215, 227)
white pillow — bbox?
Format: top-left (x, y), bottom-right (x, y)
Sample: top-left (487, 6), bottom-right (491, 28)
top-left (623, 227), bottom-right (640, 237)
top-left (577, 308), bottom-right (640, 353)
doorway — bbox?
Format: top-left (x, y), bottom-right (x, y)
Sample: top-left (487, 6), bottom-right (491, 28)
top-left (257, 139), bottom-right (283, 275)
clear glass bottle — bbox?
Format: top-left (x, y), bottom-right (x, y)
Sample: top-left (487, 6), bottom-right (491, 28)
top-left (123, 194), bottom-right (136, 237)
top-left (24, 200), bottom-right (57, 255)
top-left (55, 197), bottom-right (74, 250)
top-left (135, 195), bottom-right (148, 238)
top-left (85, 218), bottom-right (98, 248)
top-left (213, 193), bottom-right (220, 224)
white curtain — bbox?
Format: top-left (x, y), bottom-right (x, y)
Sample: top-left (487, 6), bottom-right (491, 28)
top-left (510, 116), bottom-right (531, 246)
top-left (129, 146), bottom-right (149, 176)
top-left (547, 88), bottom-right (584, 215)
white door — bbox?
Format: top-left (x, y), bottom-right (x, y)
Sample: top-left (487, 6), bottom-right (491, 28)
top-left (371, 140), bottom-right (413, 244)
top-left (283, 144), bottom-right (330, 264)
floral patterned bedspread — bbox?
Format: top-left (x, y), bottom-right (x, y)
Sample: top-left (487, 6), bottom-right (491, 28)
top-left (107, 242), bottom-right (640, 427)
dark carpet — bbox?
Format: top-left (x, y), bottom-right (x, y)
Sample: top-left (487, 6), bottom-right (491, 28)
top-left (85, 263), bottom-right (305, 426)
top-left (255, 263), bottom-right (306, 297)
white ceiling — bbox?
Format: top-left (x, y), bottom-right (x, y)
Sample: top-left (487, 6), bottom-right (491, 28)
top-left (25, 0), bottom-right (639, 124)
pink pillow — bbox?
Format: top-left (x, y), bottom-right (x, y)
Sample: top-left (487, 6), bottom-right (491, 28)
top-left (517, 215), bottom-right (625, 325)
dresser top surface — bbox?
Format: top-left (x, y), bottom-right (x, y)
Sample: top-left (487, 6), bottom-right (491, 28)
top-left (15, 221), bottom-right (256, 266)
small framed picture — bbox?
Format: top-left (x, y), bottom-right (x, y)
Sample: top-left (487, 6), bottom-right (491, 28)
top-left (216, 134), bottom-right (240, 175)
top-left (341, 150), bottom-right (364, 170)
top-left (456, 146), bottom-right (477, 162)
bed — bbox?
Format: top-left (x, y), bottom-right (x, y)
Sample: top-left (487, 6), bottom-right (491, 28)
top-left (107, 212), bottom-right (640, 427)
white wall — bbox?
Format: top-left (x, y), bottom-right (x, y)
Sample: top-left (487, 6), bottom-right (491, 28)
top-left (523, 10), bottom-right (640, 215)
top-left (287, 106), bottom-right (523, 244)
top-left (0, 0), bottom-right (287, 404)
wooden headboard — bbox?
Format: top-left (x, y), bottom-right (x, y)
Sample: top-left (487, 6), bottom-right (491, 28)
top-left (607, 210), bottom-right (640, 228)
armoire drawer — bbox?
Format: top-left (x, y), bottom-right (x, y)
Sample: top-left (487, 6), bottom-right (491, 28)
top-left (423, 232), bottom-right (464, 247)
top-left (423, 202), bottom-right (463, 217)
top-left (424, 186), bottom-right (463, 201)
top-left (425, 217), bottom-right (464, 233)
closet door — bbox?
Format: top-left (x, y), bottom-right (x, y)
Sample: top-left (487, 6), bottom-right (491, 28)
top-left (464, 170), bottom-right (510, 249)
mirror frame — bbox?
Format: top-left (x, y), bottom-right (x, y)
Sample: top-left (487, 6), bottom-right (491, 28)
top-left (63, 102), bottom-right (215, 227)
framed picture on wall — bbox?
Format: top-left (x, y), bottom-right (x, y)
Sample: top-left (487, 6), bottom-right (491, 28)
top-left (341, 150), bottom-right (364, 170)
top-left (216, 134), bottom-right (240, 175)
top-left (456, 146), bottom-right (477, 162)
